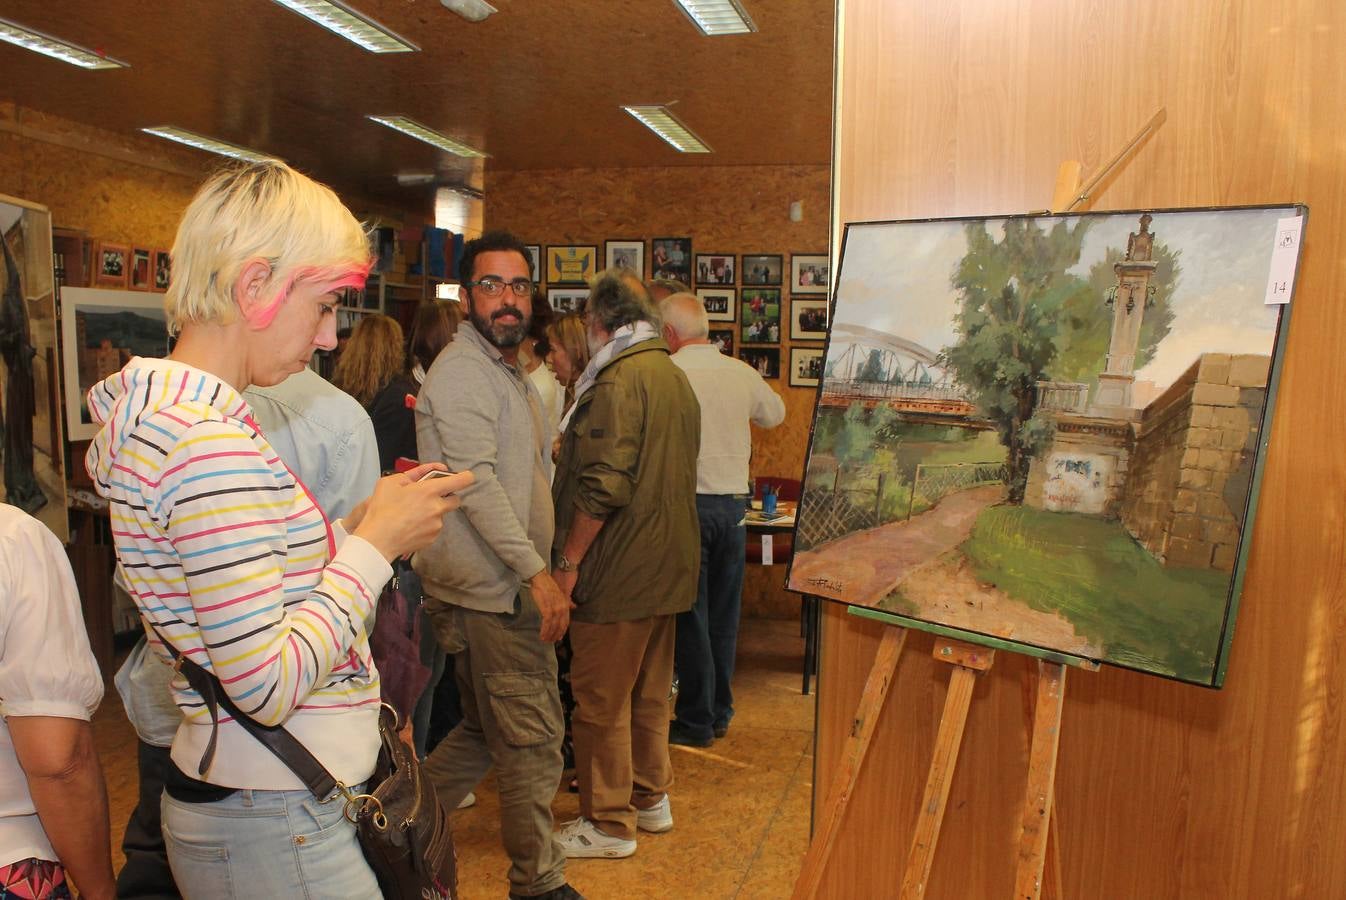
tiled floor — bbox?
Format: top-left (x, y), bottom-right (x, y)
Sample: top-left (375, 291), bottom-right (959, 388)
top-left (93, 617), bottom-right (815, 899)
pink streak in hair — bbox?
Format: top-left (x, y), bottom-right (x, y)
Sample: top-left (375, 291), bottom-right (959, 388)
top-left (246, 260), bottom-right (373, 329)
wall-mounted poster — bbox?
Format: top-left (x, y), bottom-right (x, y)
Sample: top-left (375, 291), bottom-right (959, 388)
top-left (546, 245), bottom-right (598, 284)
top-left (791, 253), bottom-right (830, 294)
top-left (93, 241), bottom-right (129, 289)
top-left (0, 195), bottom-right (68, 540)
top-left (790, 347), bottom-right (824, 388)
top-left (697, 287), bottom-right (735, 322)
top-left (709, 328), bottom-right (734, 356)
top-left (61, 287), bottom-right (171, 441)
top-left (786, 206), bottom-right (1306, 688)
top-left (741, 288), bottom-right (781, 343)
top-left (742, 253), bottom-right (782, 286)
top-left (548, 287), bottom-right (589, 314)
top-left (651, 237), bottom-right (692, 284)
top-left (605, 239), bottom-right (644, 276)
top-left (791, 297), bottom-right (829, 340)
top-left (696, 253), bottom-right (736, 285)
top-left (129, 247), bottom-right (153, 291)
top-left (739, 347), bottom-right (779, 379)
top-left (524, 245), bottom-right (542, 283)
top-left (153, 248), bottom-right (172, 292)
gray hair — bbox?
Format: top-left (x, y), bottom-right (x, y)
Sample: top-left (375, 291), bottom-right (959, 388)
top-left (658, 292), bottom-right (709, 340)
top-left (589, 267), bottom-right (660, 332)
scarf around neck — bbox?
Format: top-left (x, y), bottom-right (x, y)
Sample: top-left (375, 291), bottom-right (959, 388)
top-left (557, 320), bottom-right (660, 435)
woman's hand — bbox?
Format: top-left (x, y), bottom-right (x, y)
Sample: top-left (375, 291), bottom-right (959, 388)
top-left (353, 464), bottom-right (474, 562)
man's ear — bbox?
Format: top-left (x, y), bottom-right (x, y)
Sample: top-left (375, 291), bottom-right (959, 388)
top-left (234, 258), bottom-right (273, 322)
top-left (662, 323), bottom-right (677, 348)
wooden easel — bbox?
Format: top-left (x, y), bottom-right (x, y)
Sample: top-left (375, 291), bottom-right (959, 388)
top-left (790, 108), bottom-right (1166, 900)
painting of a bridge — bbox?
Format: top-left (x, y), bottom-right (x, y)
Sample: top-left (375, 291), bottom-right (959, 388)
top-left (786, 206), bottom-right (1303, 687)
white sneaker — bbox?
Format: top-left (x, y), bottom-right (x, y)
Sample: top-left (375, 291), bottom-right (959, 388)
top-left (456, 791), bottom-right (477, 810)
top-left (636, 795), bottom-right (673, 834)
top-left (556, 817), bottom-right (637, 859)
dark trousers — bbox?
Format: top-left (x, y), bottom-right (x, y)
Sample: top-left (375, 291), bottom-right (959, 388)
top-left (115, 741), bottom-right (180, 899)
top-left (674, 494), bottom-right (748, 740)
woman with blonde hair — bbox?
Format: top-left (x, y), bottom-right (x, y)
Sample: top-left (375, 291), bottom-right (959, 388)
top-left (545, 312), bottom-right (592, 410)
top-left (333, 313), bottom-right (418, 472)
top-left (85, 161), bottom-right (471, 899)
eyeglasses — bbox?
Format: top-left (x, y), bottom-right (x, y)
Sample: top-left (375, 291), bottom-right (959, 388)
top-left (467, 276), bottom-right (534, 298)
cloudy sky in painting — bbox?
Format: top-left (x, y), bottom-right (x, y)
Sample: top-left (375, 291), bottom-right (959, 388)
top-left (830, 207), bottom-right (1295, 391)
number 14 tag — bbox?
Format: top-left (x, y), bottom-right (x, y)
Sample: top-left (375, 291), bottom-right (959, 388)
top-left (1264, 215), bottom-right (1303, 306)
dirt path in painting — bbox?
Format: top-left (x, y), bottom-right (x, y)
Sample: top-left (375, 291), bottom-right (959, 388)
top-left (790, 484), bottom-right (1004, 606)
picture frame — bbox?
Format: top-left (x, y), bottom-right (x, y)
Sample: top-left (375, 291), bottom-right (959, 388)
top-left (709, 328), bottom-right (734, 356)
top-left (605, 239), bottom-right (644, 276)
top-left (740, 288), bottom-right (782, 343)
top-left (524, 244), bottom-right (542, 283)
top-left (128, 247), bottom-right (153, 291)
top-left (152, 248), bottom-right (172, 292)
top-left (546, 244), bottom-right (598, 284)
top-left (695, 253), bottom-right (736, 286)
top-left (93, 241), bottom-right (130, 289)
top-left (790, 253), bottom-right (830, 294)
top-left (61, 287), bottom-right (171, 441)
top-left (789, 347), bottom-right (824, 388)
top-left (697, 287), bottom-right (736, 322)
top-left (741, 253), bottom-right (783, 286)
top-left (791, 297), bottom-right (830, 340)
top-left (651, 236), bottom-right (693, 285)
top-left (739, 347), bottom-right (780, 379)
top-left (547, 287), bottom-right (589, 314)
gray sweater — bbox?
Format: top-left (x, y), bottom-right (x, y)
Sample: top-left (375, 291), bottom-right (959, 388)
top-left (412, 323), bottom-right (553, 613)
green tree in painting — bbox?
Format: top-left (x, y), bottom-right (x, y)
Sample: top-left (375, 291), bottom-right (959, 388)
top-left (941, 218), bottom-right (1094, 503)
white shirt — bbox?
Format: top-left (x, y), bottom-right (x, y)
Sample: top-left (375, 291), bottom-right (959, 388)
top-left (0, 505), bottom-right (103, 867)
top-left (671, 343), bottom-right (787, 495)
top-left (528, 362), bottom-right (564, 439)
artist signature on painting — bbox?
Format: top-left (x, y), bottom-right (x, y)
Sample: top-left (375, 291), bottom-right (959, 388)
top-left (805, 576), bottom-right (846, 593)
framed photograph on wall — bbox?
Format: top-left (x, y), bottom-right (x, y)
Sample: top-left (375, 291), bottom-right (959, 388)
top-left (791, 297), bottom-right (830, 340)
top-left (740, 288), bottom-right (781, 343)
top-left (697, 287), bottom-right (736, 322)
top-left (128, 247), bottom-right (153, 291)
top-left (790, 347), bottom-right (824, 388)
top-left (651, 236), bottom-right (692, 285)
top-left (524, 245), bottom-right (542, 283)
top-left (546, 245), bottom-right (598, 284)
top-left (548, 287), bottom-right (589, 314)
top-left (741, 253), bottom-right (783, 286)
top-left (695, 253), bottom-right (735, 285)
top-left (61, 287), bottom-right (171, 440)
top-left (790, 253), bottom-right (830, 294)
top-left (605, 239), bottom-right (644, 276)
top-left (709, 328), bottom-right (734, 356)
top-left (152, 248), bottom-right (172, 292)
top-left (93, 241), bottom-right (130, 289)
top-left (739, 347), bottom-right (779, 379)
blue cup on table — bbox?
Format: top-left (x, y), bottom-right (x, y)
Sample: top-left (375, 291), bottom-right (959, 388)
top-left (762, 484), bottom-right (779, 515)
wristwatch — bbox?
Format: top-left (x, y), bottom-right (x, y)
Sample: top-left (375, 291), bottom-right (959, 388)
top-left (557, 554), bottom-right (576, 572)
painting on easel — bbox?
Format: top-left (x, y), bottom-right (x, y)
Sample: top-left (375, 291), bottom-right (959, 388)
top-left (786, 205), bottom-right (1304, 687)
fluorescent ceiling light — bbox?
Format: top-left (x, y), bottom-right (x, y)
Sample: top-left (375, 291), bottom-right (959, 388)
top-left (367, 116), bottom-right (487, 158)
top-left (141, 126), bottom-right (277, 163)
top-left (671, 0), bottom-right (757, 36)
top-left (0, 16), bottom-right (129, 69)
top-left (440, 0), bottom-right (498, 23)
top-left (269, 0), bottom-right (418, 53)
top-left (622, 106), bottom-right (712, 153)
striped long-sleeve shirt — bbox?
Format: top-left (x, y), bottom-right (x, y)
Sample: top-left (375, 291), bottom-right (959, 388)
top-left (86, 357), bottom-right (391, 790)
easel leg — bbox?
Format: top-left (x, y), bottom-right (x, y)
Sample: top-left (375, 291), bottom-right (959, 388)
top-left (791, 626), bottom-right (907, 900)
top-left (1013, 661), bottom-right (1067, 900)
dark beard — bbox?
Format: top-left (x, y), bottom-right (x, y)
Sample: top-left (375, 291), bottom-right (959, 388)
top-left (470, 305), bottom-right (529, 349)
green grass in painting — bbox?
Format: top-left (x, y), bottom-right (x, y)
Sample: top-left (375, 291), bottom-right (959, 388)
top-left (961, 505), bottom-right (1228, 681)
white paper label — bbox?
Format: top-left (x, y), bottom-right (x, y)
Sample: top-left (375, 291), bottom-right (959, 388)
top-left (761, 533), bottom-right (774, 565)
top-left (1264, 215), bottom-right (1303, 305)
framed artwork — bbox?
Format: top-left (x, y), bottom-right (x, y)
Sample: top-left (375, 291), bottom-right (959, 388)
top-left (791, 297), bottom-right (829, 340)
top-left (786, 205), bottom-right (1306, 688)
top-left (791, 253), bottom-right (830, 294)
top-left (695, 253), bottom-right (736, 285)
top-left (547, 287), bottom-right (589, 314)
top-left (739, 347), bottom-right (779, 379)
top-left (152, 248), bottom-right (172, 292)
top-left (740, 288), bottom-right (781, 343)
top-left (93, 241), bottom-right (130, 288)
top-left (128, 247), bottom-right (153, 291)
top-left (709, 328), bottom-right (734, 356)
top-left (790, 347), bottom-right (824, 388)
top-left (546, 244), bottom-right (598, 284)
top-left (605, 239), bottom-right (644, 276)
top-left (741, 253), bottom-right (783, 286)
top-left (61, 287), bottom-right (171, 441)
top-left (697, 287), bottom-right (736, 322)
top-left (524, 245), bottom-right (542, 283)
top-left (651, 237), bottom-right (692, 285)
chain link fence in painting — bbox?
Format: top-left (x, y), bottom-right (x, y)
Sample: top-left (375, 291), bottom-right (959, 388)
top-left (907, 462), bottom-right (1008, 519)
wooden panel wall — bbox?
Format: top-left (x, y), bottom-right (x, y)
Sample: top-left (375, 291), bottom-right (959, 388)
top-left (817, 0), bottom-right (1346, 897)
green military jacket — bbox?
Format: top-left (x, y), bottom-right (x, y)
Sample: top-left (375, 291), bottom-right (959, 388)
top-left (552, 338), bottom-right (701, 624)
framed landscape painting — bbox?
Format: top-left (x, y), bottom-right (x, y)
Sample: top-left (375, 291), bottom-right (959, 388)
top-left (786, 205), bottom-right (1305, 687)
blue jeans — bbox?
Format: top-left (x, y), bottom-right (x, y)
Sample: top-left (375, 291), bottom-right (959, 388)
top-left (160, 784), bottom-right (380, 899)
top-left (674, 495), bottom-right (748, 740)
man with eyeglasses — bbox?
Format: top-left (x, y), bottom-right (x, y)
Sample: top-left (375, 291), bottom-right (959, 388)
top-left (413, 231), bottom-right (581, 900)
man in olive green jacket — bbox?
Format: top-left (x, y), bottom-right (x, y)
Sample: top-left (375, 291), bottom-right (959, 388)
top-left (551, 269), bottom-right (700, 859)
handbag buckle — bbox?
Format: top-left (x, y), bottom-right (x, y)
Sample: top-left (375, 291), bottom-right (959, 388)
top-left (334, 781), bottom-right (388, 831)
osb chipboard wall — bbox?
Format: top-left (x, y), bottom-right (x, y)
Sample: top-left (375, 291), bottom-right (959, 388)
top-left (815, 0), bottom-right (1346, 897)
